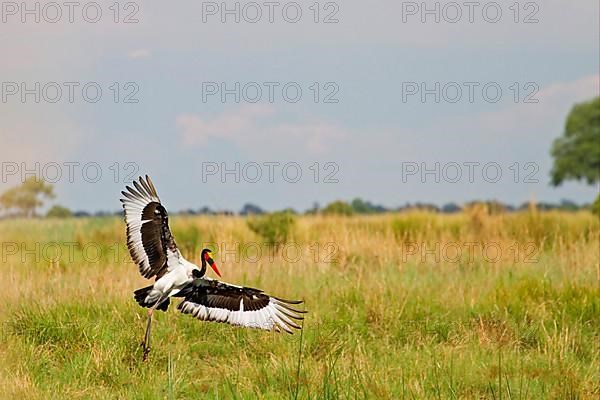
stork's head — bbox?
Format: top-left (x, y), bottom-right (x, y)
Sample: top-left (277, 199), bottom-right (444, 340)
top-left (201, 248), bottom-right (221, 277)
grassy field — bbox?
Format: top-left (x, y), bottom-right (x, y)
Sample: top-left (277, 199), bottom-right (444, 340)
top-left (0, 210), bottom-right (598, 399)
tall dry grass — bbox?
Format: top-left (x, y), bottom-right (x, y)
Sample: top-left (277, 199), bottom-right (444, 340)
top-left (0, 210), bottom-right (598, 399)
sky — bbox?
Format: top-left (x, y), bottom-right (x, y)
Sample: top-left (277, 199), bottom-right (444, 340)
top-left (0, 0), bottom-right (598, 212)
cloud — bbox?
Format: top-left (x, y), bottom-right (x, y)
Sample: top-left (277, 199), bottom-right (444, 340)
top-left (537, 74), bottom-right (599, 105)
top-left (454, 74), bottom-right (599, 142)
top-left (372, 74), bottom-right (600, 201)
top-left (176, 105), bottom-right (346, 155)
top-left (279, 121), bottom-right (347, 155)
top-left (127, 49), bottom-right (151, 59)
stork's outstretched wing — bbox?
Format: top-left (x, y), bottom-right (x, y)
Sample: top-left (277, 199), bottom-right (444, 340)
top-left (120, 175), bottom-right (181, 279)
top-left (177, 280), bottom-right (305, 333)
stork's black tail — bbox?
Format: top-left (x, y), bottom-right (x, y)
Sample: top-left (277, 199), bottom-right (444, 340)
top-left (134, 285), bottom-right (170, 312)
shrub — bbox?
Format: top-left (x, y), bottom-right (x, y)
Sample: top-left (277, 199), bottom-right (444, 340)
top-left (592, 195), bottom-right (600, 216)
top-left (247, 211), bottom-right (296, 246)
top-left (46, 205), bottom-right (72, 218)
top-left (322, 200), bottom-right (354, 216)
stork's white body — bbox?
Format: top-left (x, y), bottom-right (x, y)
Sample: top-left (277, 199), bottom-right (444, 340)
top-left (145, 257), bottom-right (196, 305)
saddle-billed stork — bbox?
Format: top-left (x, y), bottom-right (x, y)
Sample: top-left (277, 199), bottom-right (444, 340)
top-left (120, 175), bottom-right (305, 359)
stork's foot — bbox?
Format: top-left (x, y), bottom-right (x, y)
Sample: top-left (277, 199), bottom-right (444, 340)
top-left (141, 334), bottom-right (151, 362)
top-left (142, 344), bottom-right (151, 361)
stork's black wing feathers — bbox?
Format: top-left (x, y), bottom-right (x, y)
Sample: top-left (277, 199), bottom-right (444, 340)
top-left (177, 280), bottom-right (305, 334)
top-left (120, 175), bottom-right (181, 279)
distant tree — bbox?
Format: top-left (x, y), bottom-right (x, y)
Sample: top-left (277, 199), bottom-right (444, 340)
top-left (46, 205), bottom-right (73, 218)
top-left (441, 203), bottom-right (461, 213)
top-left (240, 203), bottom-right (264, 216)
top-left (550, 97), bottom-right (600, 213)
top-left (305, 202), bottom-right (320, 215)
top-left (536, 203), bottom-right (552, 211)
top-left (350, 198), bottom-right (388, 214)
top-left (180, 209), bottom-right (198, 216)
top-left (0, 177), bottom-right (55, 217)
top-left (557, 199), bottom-right (579, 211)
top-left (399, 203), bottom-right (439, 213)
top-left (351, 198), bottom-right (371, 214)
top-left (517, 202), bottom-right (532, 211)
top-left (197, 206), bottom-right (215, 215)
top-left (322, 200), bottom-right (354, 216)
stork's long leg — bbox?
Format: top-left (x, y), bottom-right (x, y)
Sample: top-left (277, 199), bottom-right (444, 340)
top-left (142, 297), bottom-right (166, 361)
top-left (142, 308), bottom-right (153, 361)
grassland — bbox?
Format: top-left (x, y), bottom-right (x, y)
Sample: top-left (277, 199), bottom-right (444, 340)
top-left (0, 210), bottom-right (598, 399)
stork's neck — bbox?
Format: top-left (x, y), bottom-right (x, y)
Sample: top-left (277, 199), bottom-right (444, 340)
top-left (199, 257), bottom-right (207, 277)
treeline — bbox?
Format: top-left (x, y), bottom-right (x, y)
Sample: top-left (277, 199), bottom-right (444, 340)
top-left (63, 198), bottom-right (593, 218)
top-left (14, 198), bottom-right (600, 219)
top-left (236, 198), bottom-right (597, 216)
top-left (0, 177), bottom-right (597, 219)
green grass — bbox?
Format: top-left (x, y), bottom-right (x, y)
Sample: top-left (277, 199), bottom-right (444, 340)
top-left (0, 212), bottom-right (598, 399)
